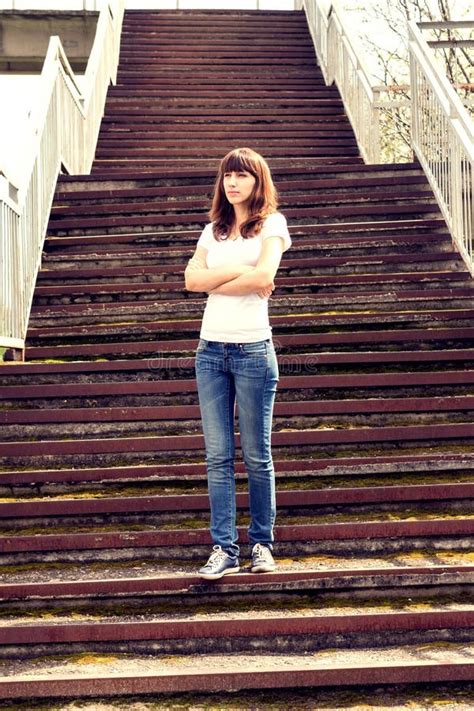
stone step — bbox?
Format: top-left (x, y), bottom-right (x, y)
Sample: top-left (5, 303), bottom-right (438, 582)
top-left (1, 594), bottom-right (472, 659)
top-left (2, 459), bottom-right (473, 498)
top-left (53, 174), bottom-right (428, 206)
top-left (1, 647), bottom-right (473, 704)
top-left (2, 562), bottom-right (472, 601)
top-left (38, 248), bottom-right (459, 275)
top-left (49, 189), bottom-right (435, 221)
top-left (38, 249), bottom-right (462, 280)
top-left (2, 452), bottom-right (472, 491)
top-left (27, 291), bottom-right (474, 327)
top-left (2, 350), bottom-right (474, 385)
top-left (22, 310), bottom-right (474, 349)
top-left (1, 514), bottom-right (473, 564)
top-left (2, 395), bottom-right (473, 442)
top-left (42, 221), bottom-right (450, 256)
top-left (57, 161), bottom-right (414, 192)
top-left (3, 369), bottom-right (473, 404)
top-left (1, 424), bottom-right (473, 472)
top-left (19, 326), bottom-right (474, 361)
top-left (108, 86), bottom-right (333, 98)
top-left (45, 207), bottom-right (443, 236)
top-left (1, 483), bottom-right (472, 523)
top-left (36, 251), bottom-right (463, 284)
top-left (40, 233), bottom-right (452, 266)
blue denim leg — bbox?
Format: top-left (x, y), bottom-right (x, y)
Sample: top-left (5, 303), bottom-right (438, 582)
top-left (195, 340), bottom-right (239, 558)
top-left (231, 340), bottom-right (279, 549)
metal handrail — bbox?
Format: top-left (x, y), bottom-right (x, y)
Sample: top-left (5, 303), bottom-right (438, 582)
top-left (409, 20), bottom-right (473, 277)
top-left (299, 0), bottom-right (384, 163)
top-left (0, 0), bottom-right (125, 356)
top-left (298, 0), bottom-right (473, 276)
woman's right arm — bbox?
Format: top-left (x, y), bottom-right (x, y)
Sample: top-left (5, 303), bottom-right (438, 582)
top-left (185, 246), bottom-right (253, 293)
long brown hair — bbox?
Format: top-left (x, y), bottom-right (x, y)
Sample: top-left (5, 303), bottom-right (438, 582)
top-left (209, 147), bottom-right (278, 240)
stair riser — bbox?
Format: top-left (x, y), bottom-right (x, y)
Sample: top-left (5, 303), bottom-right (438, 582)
top-left (23, 318), bottom-right (474, 350)
top-left (1, 628), bottom-right (473, 663)
top-left (39, 243), bottom-right (454, 270)
top-left (3, 408), bottom-right (473, 443)
top-left (20, 333), bottom-right (474, 361)
top-left (49, 192), bottom-right (436, 217)
top-left (3, 577), bottom-right (472, 611)
top-left (43, 226), bottom-right (450, 251)
top-left (2, 382), bottom-right (473, 408)
top-left (53, 178), bottom-right (430, 204)
top-left (33, 281), bottom-right (468, 307)
top-left (3, 355), bottom-right (474, 386)
top-left (2, 499), bottom-right (471, 534)
top-left (28, 296), bottom-right (474, 327)
top-left (1, 536), bottom-right (473, 569)
top-left (35, 259), bottom-right (463, 286)
top-left (1, 438), bottom-right (473, 471)
top-left (55, 164), bottom-right (425, 192)
top-left (1, 457), bottom-right (472, 491)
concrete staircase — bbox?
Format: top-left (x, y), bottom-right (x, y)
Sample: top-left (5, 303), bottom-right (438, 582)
top-left (0, 9), bottom-right (473, 706)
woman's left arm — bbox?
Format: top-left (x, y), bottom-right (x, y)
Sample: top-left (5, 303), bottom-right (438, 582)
top-left (210, 236), bottom-right (285, 297)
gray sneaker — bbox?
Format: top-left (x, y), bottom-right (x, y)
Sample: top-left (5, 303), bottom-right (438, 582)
top-left (251, 543), bottom-right (276, 573)
top-left (198, 545), bottom-right (240, 580)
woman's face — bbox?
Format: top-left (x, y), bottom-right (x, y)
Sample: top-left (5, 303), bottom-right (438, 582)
top-left (223, 170), bottom-right (257, 208)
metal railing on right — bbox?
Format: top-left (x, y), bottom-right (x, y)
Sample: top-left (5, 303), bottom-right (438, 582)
top-left (0, 0), bottom-right (125, 356)
top-left (409, 20), bottom-right (473, 277)
top-left (299, 0), bottom-right (383, 163)
top-left (298, 0), bottom-right (473, 277)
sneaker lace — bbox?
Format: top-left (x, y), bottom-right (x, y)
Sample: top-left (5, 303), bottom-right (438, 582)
top-left (253, 543), bottom-right (269, 562)
top-left (207, 546), bottom-right (228, 565)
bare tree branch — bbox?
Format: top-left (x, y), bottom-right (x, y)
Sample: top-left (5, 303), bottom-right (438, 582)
top-left (349, 0), bottom-right (472, 161)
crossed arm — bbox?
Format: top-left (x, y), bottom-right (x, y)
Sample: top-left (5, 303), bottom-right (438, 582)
top-left (184, 236), bottom-right (286, 298)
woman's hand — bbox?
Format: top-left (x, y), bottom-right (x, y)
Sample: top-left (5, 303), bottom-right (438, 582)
top-left (257, 283), bottom-right (274, 299)
top-left (207, 237), bottom-right (285, 297)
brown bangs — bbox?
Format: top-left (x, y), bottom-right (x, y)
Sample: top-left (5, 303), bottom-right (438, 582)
top-left (209, 147), bottom-right (278, 240)
top-left (220, 151), bottom-right (258, 178)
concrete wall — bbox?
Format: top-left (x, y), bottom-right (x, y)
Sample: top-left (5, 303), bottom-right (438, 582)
top-left (0, 12), bottom-right (98, 72)
top-left (0, 10), bottom-right (93, 186)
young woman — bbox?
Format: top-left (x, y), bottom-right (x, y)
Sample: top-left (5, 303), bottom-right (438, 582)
top-left (185, 147), bottom-right (291, 580)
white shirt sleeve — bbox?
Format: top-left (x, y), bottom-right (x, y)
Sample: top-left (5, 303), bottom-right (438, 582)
top-left (197, 222), bottom-right (215, 250)
top-left (260, 212), bottom-right (291, 252)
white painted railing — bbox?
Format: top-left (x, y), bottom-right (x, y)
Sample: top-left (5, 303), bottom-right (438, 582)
top-left (409, 20), bottom-right (473, 277)
top-left (298, 0), bottom-right (474, 276)
top-left (0, 0), bottom-right (124, 355)
top-left (299, 0), bottom-right (382, 163)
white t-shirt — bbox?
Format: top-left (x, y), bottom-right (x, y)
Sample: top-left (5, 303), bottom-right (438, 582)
top-left (196, 212), bottom-right (291, 343)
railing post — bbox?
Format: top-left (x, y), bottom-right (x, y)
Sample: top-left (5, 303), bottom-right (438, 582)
top-left (450, 128), bottom-right (462, 250)
top-left (371, 87), bottom-right (381, 163)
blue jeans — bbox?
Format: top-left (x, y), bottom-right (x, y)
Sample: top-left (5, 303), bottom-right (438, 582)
top-left (195, 339), bottom-right (279, 558)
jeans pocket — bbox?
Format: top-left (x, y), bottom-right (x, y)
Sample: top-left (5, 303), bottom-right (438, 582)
top-left (241, 340), bottom-right (268, 356)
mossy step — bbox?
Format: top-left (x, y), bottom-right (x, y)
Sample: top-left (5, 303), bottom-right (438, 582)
top-left (1, 606), bottom-right (473, 661)
top-left (3, 591), bottom-right (473, 626)
top-left (2, 507), bottom-right (472, 540)
top-left (3, 469), bottom-right (474, 502)
top-left (1, 645), bottom-right (473, 706)
top-left (2, 549), bottom-right (473, 586)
